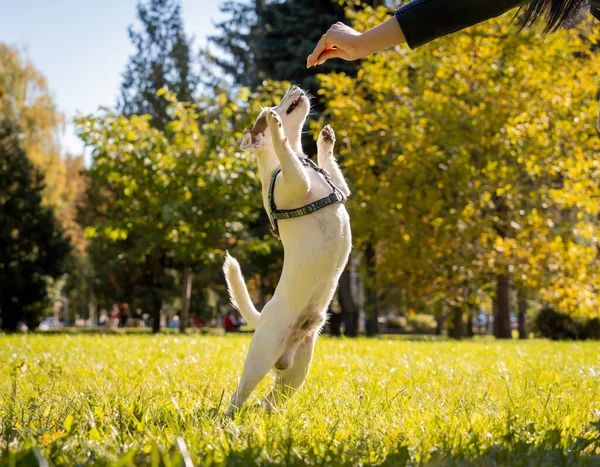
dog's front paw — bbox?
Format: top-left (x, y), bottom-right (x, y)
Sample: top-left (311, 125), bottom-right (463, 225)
top-left (317, 125), bottom-right (335, 161)
top-left (266, 108), bottom-right (286, 144)
top-left (318, 124), bottom-right (336, 145)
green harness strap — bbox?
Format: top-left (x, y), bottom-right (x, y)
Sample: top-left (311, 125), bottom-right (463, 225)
top-left (267, 157), bottom-right (347, 239)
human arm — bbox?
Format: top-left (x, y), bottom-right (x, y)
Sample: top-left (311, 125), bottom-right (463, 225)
top-left (306, 16), bottom-right (405, 68)
top-left (395, 0), bottom-right (530, 49)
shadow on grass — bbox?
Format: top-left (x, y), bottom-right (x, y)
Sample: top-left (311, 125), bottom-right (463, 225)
top-left (420, 444), bottom-right (600, 467)
top-left (5, 430), bottom-right (599, 467)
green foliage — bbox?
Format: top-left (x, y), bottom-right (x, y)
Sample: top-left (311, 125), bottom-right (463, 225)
top-left (535, 308), bottom-right (600, 340)
top-left (387, 313), bottom-right (437, 334)
top-left (318, 8), bottom-right (600, 320)
top-left (77, 82), bottom-right (293, 327)
top-left (408, 312), bottom-right (437, 334)
top-left (1, 335), bottom-right (599, 464)
top-left (78, 86), bottom-right (286, 265)
top-left (0, 120), bottom-right (70, 331)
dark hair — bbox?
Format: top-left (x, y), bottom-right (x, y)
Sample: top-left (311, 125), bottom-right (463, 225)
top-left (520, 0), bottom-right (587, 33)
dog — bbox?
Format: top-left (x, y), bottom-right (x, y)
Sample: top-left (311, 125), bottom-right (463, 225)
top-left (223, 86), bottom-right (352, 413)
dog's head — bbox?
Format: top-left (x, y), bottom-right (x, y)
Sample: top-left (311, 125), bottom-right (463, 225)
top-left (240, 86), bottom-right (310, 153)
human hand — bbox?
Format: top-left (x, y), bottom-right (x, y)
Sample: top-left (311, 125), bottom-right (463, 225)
top-left (306, 22), bottom-right (367, 68)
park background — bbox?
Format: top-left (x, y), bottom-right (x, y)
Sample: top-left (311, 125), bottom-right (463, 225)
top-left (2, 0), bottom-right (599, 339)
top-left (2, 0), bottom-right (600, 465)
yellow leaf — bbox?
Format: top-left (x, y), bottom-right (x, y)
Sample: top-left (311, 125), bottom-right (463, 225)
top-left (88, 427), bottom-right (102, 441)
top-left (64, 415), bottom-right (74, 433)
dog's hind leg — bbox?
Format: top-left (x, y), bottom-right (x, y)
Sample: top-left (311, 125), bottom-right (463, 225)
top-left (266, 108), bottom-right (310, 198)
top-left (262, 332), bottom-right (318, 411)
top-left (261, 374), bottom-right (284, 412)
top-left (317, 125), bottom-right (350, 198)
top-left (227, 302), bottom-right (288, 415)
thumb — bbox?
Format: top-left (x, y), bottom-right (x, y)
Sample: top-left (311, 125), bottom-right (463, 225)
top-left (315, 47), bottom-right (342, 66)
top-left (307, 35), bottom-right (330, 68)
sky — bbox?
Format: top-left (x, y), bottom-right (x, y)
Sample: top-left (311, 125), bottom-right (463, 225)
top-left (0, 0), bottom-right (227, 160)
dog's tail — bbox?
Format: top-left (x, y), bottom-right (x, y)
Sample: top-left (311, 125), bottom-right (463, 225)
top-left (223, 252), bottom-right (261, 329)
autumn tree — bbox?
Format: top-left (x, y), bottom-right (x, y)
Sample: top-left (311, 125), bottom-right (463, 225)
top-left (0, 44), bottom-right (87, 252)
top-left (318, 7), bottom-right (600, 337)
top-left (0, 44), bottom-right (74, 211)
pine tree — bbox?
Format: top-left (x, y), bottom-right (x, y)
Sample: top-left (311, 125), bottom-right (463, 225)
top-left (119, 0), bottom-right (198, 129)
top-left (0, 119), bottom-right (70, 331)
top-left (209, 0), bottom-right (384, 103)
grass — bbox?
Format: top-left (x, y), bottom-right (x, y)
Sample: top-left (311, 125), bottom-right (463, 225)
top-left (0, 334), bottom-right (599, 466)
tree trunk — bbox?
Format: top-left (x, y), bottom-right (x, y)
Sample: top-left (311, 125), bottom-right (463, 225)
top-left (364, 241), bottom-right (379, 337)
top-left (435, 312), bottom-right (445, 336)
top-left (517, 289), bottom-right (528, 339)
top-left (448, 306), bottom-right (463, 339)
top-left (0, 309), bottom-right (19, 331)
top-left (89, 283), bottom-right (97, 326)
top-left (338, 267), bottom-right (359, 337)
top-left (179, 266), bottom-right (192, 334)
top-left (63, 299), bottom-right (70, 327)
top-left (328, 307), bottom-right (343, 337)
top-left (466, 308), bottom-right (475, 337)
top-left (151, 293), bottom-right (161, 333)
top-left (146, 253), bottom-right (163, 334)
top-left (494, 274), bottom-right (512, 339)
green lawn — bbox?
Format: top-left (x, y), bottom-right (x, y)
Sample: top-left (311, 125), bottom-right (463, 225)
top-left (1, 334), bottom-right (599, 466)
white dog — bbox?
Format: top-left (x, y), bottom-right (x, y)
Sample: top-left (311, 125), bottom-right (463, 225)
top-left (223, 86), bottom-right (352, 413)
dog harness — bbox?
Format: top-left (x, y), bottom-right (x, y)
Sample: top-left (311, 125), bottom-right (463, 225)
top-left (267, 157), bottom-right (347, 239)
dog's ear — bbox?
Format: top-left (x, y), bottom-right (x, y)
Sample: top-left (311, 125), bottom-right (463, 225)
top-left (240, 130), bottom-right (262, 151)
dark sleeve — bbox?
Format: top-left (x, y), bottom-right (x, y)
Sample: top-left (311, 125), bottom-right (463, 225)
top-left (394, 0), bottom-right (530, 49)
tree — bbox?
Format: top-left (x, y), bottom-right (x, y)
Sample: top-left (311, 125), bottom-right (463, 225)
top-left (318, 8), bottom-right (600, 337)
top-left (116, 0), bottom-right (205, 330)
top-left (209, 0), bottom-right (375, 95)
top-left (119, 0), bottom-right (198, 130)
top-left (0, 119), bottom-right (70, 331)
top-left (0, 43), bottom-right (71, 211)
top-left (77, 83), bottom-right (288, 332)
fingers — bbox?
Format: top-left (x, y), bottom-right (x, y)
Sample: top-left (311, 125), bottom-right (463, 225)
top-left (307, 22), bottom-right (358, 68)
top-left (307, 34), bottom-right (331, 68)
top-left (314, 48), bottom-right (342, 66)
